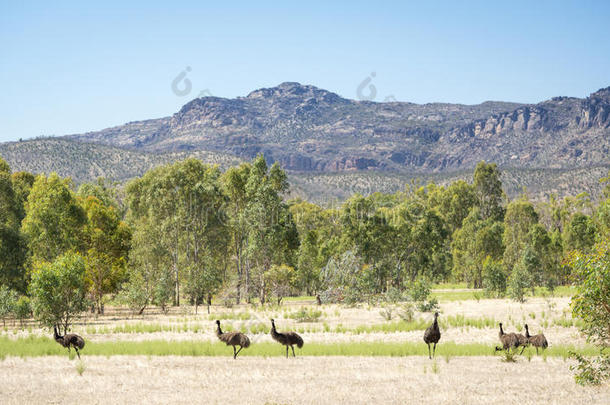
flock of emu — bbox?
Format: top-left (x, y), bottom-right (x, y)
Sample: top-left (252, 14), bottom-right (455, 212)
top-left (422, 312), bottom-right (548, 359)
top-left (52, 312), bottom-right (547, 360)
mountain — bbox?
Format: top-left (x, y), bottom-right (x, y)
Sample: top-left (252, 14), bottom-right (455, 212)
top-left (64, 82), bottom-right (609, 173)
top-left (1, 82), bottom-right (609, 201)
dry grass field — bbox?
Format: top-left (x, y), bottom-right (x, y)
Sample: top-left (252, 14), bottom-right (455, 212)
top-left (1, 356), bottom-right (608, 405)
top-left (1, 290), bottom-right (606, 404)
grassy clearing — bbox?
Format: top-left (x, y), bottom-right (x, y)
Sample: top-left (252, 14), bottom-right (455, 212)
top-left (0, 335), bottom-right (597, 359)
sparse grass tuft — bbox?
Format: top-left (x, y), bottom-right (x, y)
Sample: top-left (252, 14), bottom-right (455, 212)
top-left (75, 360), bottom-right (86, 375)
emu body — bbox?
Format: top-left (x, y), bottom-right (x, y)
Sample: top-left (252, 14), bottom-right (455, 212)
top-left (525, 324), bottom-right (548, 354)
top-left (53, 326), bottom-right (85, 359)
top-left (215, 320), bottom-right (250, 359)
top-left (495, 322), bottom-right (519, 353)
top-left (270, 319), bottom-right (304, 358)
top-left (423, 312), bottom-right (441, 359)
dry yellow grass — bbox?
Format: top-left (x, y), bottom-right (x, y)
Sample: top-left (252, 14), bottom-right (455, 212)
top-left (1, 356), bottom-right (607, 404)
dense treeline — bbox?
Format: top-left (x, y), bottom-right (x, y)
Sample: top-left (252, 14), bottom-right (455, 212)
top-left (1, 155), bottom-right (610, 324)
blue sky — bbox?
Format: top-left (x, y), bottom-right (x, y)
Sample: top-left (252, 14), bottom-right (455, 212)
top-left (1, 0), bottom-right (609, 142)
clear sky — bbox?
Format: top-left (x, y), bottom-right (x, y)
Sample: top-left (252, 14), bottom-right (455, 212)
top-left (1, 0), bottom-right (609, 142)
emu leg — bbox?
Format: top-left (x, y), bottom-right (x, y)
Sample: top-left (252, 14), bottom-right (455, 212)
top-left (235, 346), bottom-right (243, 358)
top-left (233, 346), bottom-right (237, 359)
top-left (427, 343), bottom-right (431, 359)
top-left (292, 346), bottom-right (296, 357)
top-left (519, 345), bottom-right (526, 355)
top-left (433, 343), bottom-right (436, 358)
top-left (536, 347), bottom-right (539, 355)
top-left (75, 347), bottom-right (80, 359)
top-left (285, 346), bottom-right (288, 358)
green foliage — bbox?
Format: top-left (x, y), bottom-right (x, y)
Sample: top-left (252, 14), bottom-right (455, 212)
top-left (570, 241), bottom-right (610, 346)
top-left (473, 161), bottom-right (504, 221)
top-left (503, 197), bottom-right (539, 274)
top-left (570, 350), bottom-right (610, 386)
top-left (82, 195), bottom-right (131, 313)
top-left (507, 253), bottom-right (534, 302)
top-left (14, 295), bottom-right (31, 325)
top-left (264, 264), bottom-right (297, 305)
top-left (407, 277), bottom-right (439, 312)
top-left (0, 285), bottom-right (17, 326)
top-left (482, 256), bottom-right (506, 297)
top-left (564, 213), bottom-right (597, 252)
top-left (22, 173), bottom-right (86, 262)
top-left (29, 252), bottom-right (89, 332)
top-left (452, 208), bottom-right (504, 287)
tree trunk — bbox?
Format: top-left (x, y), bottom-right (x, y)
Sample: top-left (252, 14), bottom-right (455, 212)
top-left (245, 260), bottom-right (251, 304)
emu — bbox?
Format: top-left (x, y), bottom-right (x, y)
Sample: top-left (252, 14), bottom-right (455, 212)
top-left (514, 329), bottom-right (529, 355)
top-left (495, 322), bottom-right (519, 353)
top-left (270, 318), bottom-right (304, 358)
top-left (423, 311), bottom-right (441, 359)
top-left (525, 324), bottom-right (548, 354)
top-left (53, 325), bottom-right (85, 359)
top-left (215, 320), bottom-right (250, 359)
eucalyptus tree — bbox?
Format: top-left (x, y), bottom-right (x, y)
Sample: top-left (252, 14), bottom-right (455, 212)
top-left (244, 155), bottom-right (298, 303)
top-left (21, 173), bottom-right (87, 263)
top-left (126, 158), bottom-right (228, 307)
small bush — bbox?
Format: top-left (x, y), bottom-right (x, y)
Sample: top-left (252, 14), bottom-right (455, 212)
top-left (499, 350), bottom-right (517, 363)
top-left (507, 261), bottom-right (533, 303)
top-left (289, 308), bottom-right (322, 323)
top-left (379, 307), bottom-right (393, 321)
top-left (397, 303), bottom-right (415, 322)
top-left (570, 350), bottom-right (610, 386)
top-left (14, 296), bottom-right (31, 326)
top-left (75, 360), bottom-right (86, 376)
top-left (417, 297), bottom-right (439, 313)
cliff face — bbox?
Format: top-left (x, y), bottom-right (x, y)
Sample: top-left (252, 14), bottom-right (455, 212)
top-left (63, 83), bottom-right (610, 172)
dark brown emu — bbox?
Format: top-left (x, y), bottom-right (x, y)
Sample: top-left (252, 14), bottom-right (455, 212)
top-left (525, 324), bottom-right (548, 354)
top-left (53, 325), bottom-right (85, 359)
top-left (215, 320), bottom-right (250, 359)
top-left (423, 312), bottom-right (441, 359)
top-left (495, 322), bottom-right (519, 353)
top-left (270, 318), bottom-right (304, 358)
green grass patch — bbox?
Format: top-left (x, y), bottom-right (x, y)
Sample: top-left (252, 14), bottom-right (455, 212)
top-left (0, 335), bottom-right (598, 358)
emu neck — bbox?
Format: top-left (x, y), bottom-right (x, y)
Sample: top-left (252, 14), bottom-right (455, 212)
top-left (271, 322), bottom-right (280, 339)
top-left (216, 324), bottom-right (223, 337)
top-left (525, 327), bottom-right (530, 338)
top-left (499, 324), bottom-right (504, 336)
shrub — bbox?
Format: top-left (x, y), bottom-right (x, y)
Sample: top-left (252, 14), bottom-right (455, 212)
top-left (507, 261), bottom-right (533, 302)
top-left (379, 306), bottom-right (393, 321)
top-left (289, 307), bottom-right (322, 323)
top-left (0, 286), bottom-right (17, 326)
top-left (14, 296), bottom-right (31, 326)
top-left (482, 256), bottom-right (506, 297)
top-left (570, 350), bottom-right (610, 386)
top-left (397, 303), bottom-right (415, 322)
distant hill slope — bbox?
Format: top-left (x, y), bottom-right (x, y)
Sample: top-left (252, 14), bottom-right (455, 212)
top-left (0, 138), bottom-right (241, 184)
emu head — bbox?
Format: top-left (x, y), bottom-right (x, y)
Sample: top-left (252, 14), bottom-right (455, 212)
top-left (215, 320), bottom-right (220, 326)
top-left (434, 311), bottom-right (439, 318)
